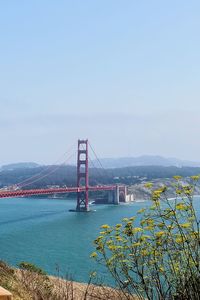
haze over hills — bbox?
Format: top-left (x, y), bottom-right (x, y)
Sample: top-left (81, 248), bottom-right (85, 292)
top-left (0, 162), bottom-right (40, 171)
top-left (91, 155), bottom-right (200, 169)
top-left (1, 155), bottom-right (200, 171)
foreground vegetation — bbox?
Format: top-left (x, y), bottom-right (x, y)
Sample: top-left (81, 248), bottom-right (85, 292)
top-left (92, 176), bottom-right (200, 299)
top-left (0, 260), bottom-right (139, 300)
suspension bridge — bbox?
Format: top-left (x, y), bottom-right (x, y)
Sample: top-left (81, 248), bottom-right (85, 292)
top-left (0, 140), bottom-right (129, 211)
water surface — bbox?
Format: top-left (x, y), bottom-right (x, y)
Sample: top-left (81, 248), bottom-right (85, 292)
top-left (0, 197), bottom-right (199, 283)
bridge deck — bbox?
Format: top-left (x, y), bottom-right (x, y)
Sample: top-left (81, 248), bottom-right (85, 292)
top-left (0, 186), bottom-right (117, 199)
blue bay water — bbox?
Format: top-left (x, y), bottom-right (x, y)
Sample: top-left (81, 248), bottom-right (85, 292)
top-left (0, 197), bottom-right (199, 283)
top-left (0, 197), bottom-right (147, 283)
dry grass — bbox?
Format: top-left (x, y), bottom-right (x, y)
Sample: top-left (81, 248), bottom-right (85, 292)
top-left (0, 261), bottom-right (141, 300)
top-left (0, 261), bottom-right (31, 300)
top-left (50, 275), bottom-right (140, 300)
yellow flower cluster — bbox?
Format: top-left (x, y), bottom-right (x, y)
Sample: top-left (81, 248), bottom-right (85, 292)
top-left (90, 252), bottom-right (98, 258)
top-left (144, 182), bottom-right (153, 189)
top-left (137, 208), bottom-right (146, 214)
top-left (190, 175), bottom-right (200, 181)
top-left (173, 175), bottom-right (182, 180)
top-left (180, 223), bottom-right (191, 229)
top-left (155, 231), bottom-right (165, 238)
top-left (101, 224), bottom-right (110, 229)
top-left (132, 227), bottom-right (143, 233)
top-left (175, 203), bottom-right (187, 210)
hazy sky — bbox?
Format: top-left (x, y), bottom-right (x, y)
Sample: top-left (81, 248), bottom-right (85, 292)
top-left (0, 1), bottom-right (200, 165)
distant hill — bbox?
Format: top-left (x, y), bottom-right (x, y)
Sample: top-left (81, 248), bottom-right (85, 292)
top-left (91, 155), bottom-right (200, 168)
top-left (1, 164), bottom-right (200, 189)
top-left (1, 162), bottom-right (40, 171)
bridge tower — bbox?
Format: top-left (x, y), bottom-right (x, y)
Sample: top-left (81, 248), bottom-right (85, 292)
top-left (76, 139), bottom-right (89, 211)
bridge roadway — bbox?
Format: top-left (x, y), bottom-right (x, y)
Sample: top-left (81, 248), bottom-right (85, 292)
top-left (0, 185), bottom-right (117, 199)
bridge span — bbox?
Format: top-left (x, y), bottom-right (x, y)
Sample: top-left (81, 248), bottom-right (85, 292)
top-left (0, 140), bottom-right (129, 211)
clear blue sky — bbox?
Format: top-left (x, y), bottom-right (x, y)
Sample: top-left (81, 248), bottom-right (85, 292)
top-left (0, 1), bottom-right (200, 164)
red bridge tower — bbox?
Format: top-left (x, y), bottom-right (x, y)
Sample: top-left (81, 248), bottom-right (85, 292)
top-left (76, 139), bottom-right (89, 211)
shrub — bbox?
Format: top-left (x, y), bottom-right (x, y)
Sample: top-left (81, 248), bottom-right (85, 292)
top-left (18, 262), bottom-right (47, 275)
top-left (18, 262), bottom-right (54, 299)
top-left (92, 176), bottom-right (200, 300)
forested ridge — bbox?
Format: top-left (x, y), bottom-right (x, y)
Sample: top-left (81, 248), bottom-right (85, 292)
top-left (1, 165), bottom-right (200, 188)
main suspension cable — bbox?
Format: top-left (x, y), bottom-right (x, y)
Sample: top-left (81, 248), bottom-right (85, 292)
top-left (16, 141), bottom-right (76, 188)
top-left (88, 142), bottom-right (108, 177)
top-left (19, 151), bottom-right (77, 188)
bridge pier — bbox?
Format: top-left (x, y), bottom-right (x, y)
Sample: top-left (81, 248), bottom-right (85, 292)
top-left (111, 185), bottom-right (128, 204)
top-left (106, 186), bottom-right (131, 205)
top-left (113, 186), bottom-right (120, 204)
top-left (119, 186), bottom-right (128, 202)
